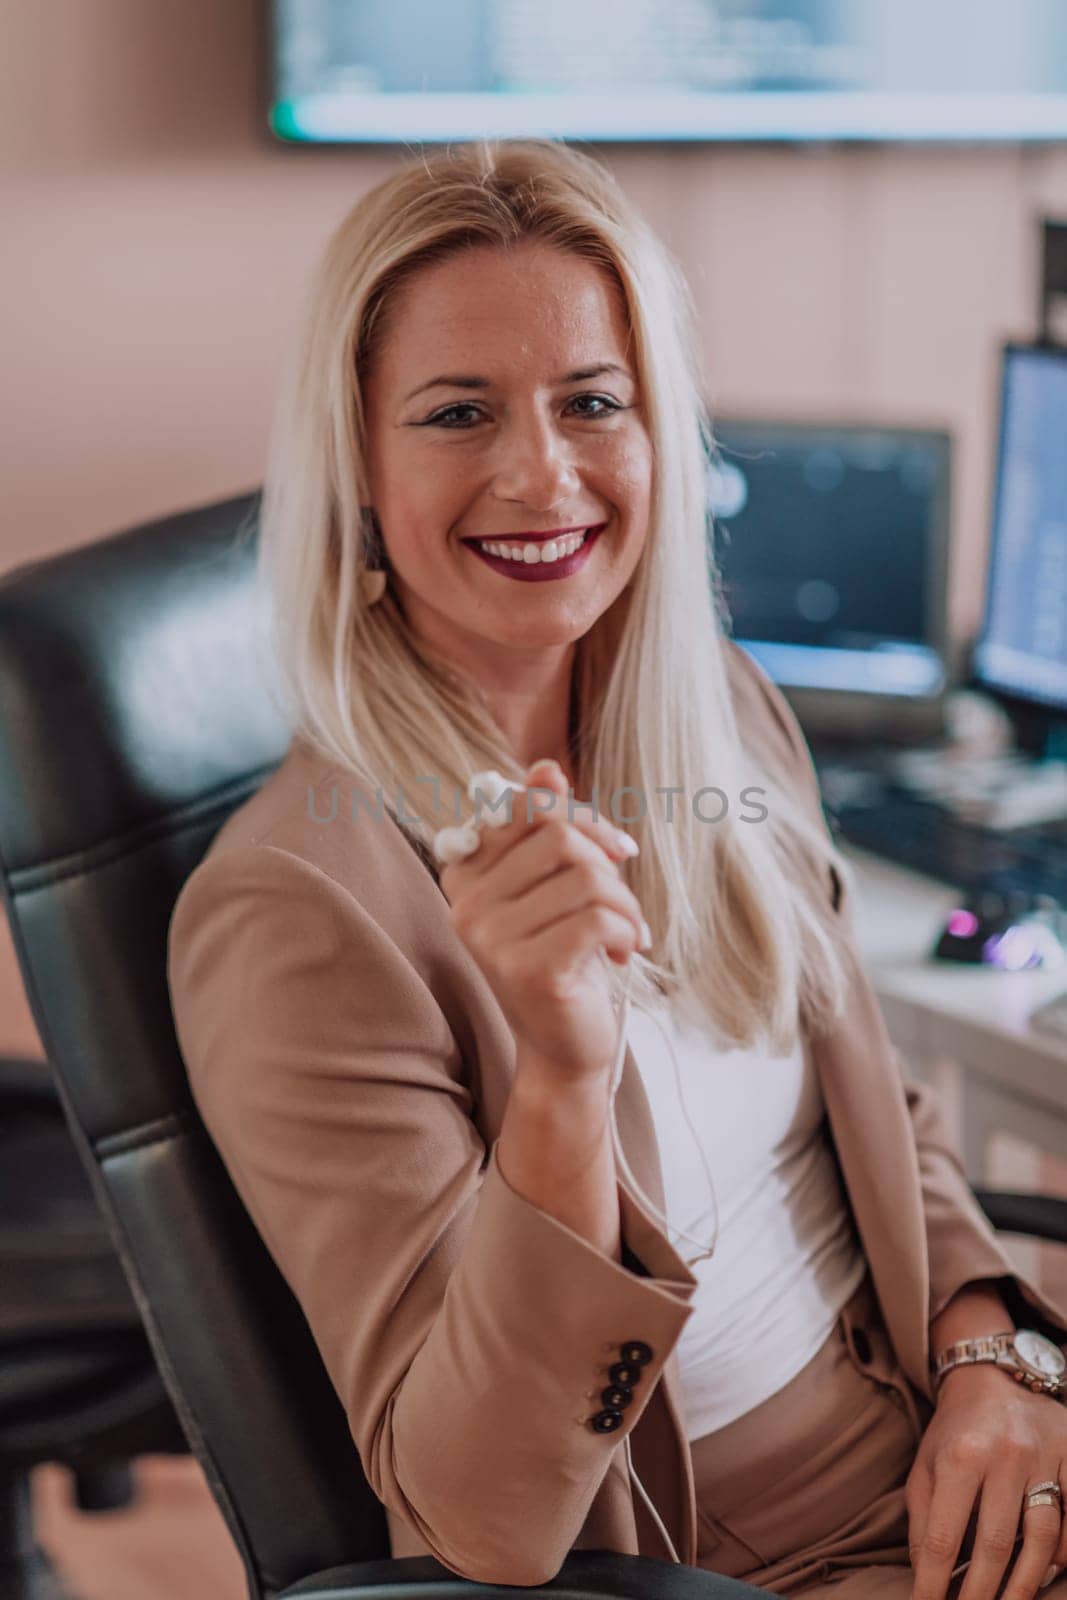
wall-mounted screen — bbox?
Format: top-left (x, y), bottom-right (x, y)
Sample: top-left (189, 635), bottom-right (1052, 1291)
top-left (268, 0), bottom-right (1067, 146)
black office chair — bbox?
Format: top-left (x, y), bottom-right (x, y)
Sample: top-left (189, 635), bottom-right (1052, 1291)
top-left (0, 491), bottom-right (1064, 1600)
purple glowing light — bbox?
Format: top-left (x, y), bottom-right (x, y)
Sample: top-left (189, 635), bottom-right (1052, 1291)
top-left (983, 925), bottom-right (1043, 971)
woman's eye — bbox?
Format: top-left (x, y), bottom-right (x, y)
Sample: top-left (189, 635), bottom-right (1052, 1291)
top-left (569, 393), bottom-right (621, 418)
top-left (426, 402), bottom-right (483, 428)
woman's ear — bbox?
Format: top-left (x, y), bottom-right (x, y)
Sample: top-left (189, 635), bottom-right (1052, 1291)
top-left (359, 506), bottom-right (388, 605)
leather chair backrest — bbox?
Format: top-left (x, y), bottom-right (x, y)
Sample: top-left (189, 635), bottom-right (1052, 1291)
top-left (0, 493), bottom-right (390, 1599)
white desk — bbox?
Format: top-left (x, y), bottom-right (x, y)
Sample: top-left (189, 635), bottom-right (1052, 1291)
top-left (844, 846), bottom-right (1067, 1194)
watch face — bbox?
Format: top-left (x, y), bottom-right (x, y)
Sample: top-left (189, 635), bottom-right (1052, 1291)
top-left (1013, 1330), bottom-right (1067, 1379)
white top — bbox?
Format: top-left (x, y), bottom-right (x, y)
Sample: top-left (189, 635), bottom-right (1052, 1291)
top-left (624, 994), bottom-right (867, 1440)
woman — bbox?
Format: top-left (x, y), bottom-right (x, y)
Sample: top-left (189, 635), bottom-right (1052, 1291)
top-left (167, 138), bottom-right (1067, 1598)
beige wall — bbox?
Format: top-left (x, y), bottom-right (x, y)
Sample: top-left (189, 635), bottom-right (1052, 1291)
top-left (3, 0), bottom-right (1067, 1050)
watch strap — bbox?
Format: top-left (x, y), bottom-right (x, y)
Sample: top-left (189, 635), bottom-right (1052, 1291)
top-left (932, 1332), bottom-right (1016, 1388)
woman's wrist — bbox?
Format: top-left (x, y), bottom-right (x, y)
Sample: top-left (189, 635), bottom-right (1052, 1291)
top-left (930, 1280), bottom-right (1019, 1399)
top-left (930, 1277), bottom-right (1015, 1359)
top-left (512, 1041), bottom-right (615, 1104)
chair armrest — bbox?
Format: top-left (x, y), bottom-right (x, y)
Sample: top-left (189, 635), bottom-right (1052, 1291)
top-left (276, 1551), bottom-right (767, 1599)
top-left (971, 1188), bottom-right (1067, 1246)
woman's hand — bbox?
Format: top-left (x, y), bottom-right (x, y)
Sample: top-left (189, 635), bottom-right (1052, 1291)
top-left (438, 757), bottom-right (647, 1083)
top-left (906, 1364), bottom-right (1067, 1600)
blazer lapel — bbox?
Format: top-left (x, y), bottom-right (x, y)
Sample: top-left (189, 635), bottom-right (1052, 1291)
top-left (806, 938), bottom-right (930, 1394)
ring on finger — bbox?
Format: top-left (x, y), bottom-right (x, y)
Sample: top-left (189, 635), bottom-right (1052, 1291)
top-left (1024, 1480), bottom-right (1063, 1513)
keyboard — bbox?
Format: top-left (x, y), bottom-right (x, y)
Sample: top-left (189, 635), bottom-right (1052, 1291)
top-left (816, 783), bottom-right (1067, 906)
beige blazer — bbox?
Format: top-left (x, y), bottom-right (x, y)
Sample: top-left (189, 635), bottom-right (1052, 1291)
top-left (166, 639), bottom-right (1067, 1588)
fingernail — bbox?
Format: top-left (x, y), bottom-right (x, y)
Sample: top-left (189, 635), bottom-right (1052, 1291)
top-left (1040, 1564), bottom-right (1059, 1588)
top-left (614, 831), bottom-right (640, 857)
top-left (639, 918), bottom-right (652, 950)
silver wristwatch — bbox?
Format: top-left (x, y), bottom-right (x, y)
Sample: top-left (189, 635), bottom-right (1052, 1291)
top-left (932, 1329), bottom-right (1067, 1399)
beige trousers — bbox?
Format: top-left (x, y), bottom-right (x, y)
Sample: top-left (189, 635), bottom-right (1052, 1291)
top-left (688, 1271), bottom-right (1067, 1600)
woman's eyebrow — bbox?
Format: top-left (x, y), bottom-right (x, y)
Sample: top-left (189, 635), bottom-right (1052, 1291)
top-left (402, 362), bottom-right (632, 404)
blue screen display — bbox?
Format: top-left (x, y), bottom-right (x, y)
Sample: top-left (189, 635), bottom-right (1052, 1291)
top-left (709, 421), bottom-right (950, 697)
top-left (269, 0), bottom-right (1067, 145)
top-left (974, 346), bottom-right (1067, 713)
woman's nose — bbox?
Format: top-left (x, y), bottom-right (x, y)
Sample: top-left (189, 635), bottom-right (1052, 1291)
top-left (490, 414), bottom-right (582, 506)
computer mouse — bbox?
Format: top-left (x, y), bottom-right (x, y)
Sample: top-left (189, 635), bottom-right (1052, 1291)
top-left (933, 903), bottom-right (1011, 963)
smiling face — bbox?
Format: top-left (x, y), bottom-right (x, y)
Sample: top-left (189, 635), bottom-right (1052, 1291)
top-left (360, 239), bottom-right (653, 682)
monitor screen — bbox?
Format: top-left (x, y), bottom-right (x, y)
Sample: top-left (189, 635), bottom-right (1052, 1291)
top-left (707, 420), bottom-right (950, 697)
top-left (972, 344), bottom-right (1067, 714)
top-left (268, 0), bottom-right (1067, 146)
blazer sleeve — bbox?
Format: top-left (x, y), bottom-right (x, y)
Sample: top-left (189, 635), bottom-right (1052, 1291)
top-left (166, 841), bottom-right (699, 1588)
top-left (732, 643), bottom-right (1067, 1352)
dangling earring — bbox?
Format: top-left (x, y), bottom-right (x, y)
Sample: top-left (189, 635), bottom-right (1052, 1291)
top-left (359, 505), bottom-right (388, 606)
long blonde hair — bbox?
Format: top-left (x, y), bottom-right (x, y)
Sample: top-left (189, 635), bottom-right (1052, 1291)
top-left (251, 137), bottom-right (854, 1054)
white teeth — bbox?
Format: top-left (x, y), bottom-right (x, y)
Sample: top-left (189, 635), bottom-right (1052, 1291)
top-left (476, 531), bottom-right (588, 564)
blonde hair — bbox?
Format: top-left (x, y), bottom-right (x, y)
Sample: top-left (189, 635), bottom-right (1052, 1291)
top-left (251, 137), bottom-right (854, 1054)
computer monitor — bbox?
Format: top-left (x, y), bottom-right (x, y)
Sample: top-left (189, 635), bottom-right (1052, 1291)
top-left (707, 418), bottom-right (952, 740)
top-left (972, 343), bottom-right (1067, 743)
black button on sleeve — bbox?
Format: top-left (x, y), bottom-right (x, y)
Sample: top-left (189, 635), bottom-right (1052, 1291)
top-left (608, 1360), bottom-right (642, 1387)
top-left (601, 1383), bottom-right (632, 1410)
top-left (589, 1407), bottom-right (624, 1433)
top-left (620, 1340), bottom-right (653, 1366)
